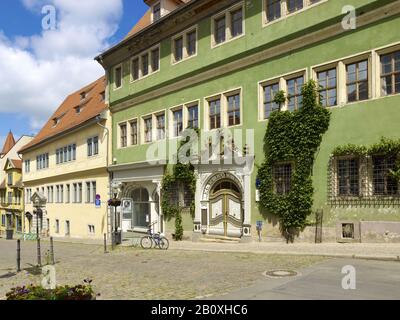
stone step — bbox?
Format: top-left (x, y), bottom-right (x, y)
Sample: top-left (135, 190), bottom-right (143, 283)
top-left (200, 235), bottom-right (241, 244)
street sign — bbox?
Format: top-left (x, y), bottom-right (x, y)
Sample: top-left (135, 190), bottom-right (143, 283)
top-left (256, 177), bottom-right (261, 189)
top-left (95, 194), bottom-right (101, 208)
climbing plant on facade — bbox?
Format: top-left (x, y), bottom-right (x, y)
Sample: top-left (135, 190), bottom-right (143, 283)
top-left (161, 131), bottom-right (197, 241)
top-left (258, 80), bottom-right (331, 241)
top-left (332, 137), bottom-right (400, 182)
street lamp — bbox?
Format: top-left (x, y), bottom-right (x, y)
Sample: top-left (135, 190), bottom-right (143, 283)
top-left (108, 182), bottom-right (122, 248)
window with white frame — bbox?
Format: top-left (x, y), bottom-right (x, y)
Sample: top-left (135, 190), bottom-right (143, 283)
top-left (172, 108), bottom-right (183, 137)
top-left (172, 27), bottom-right (197, 64)
top-left (88, 225), bottom-right (95, 235)
top-left (173, 36), bottom-right (183, 62)
top-left (208, 98), bottom-right (221, 130)
top-left (156, 113), bottom-right (166, 140)
top-left (227, 93), bottom-right (241, 126)
top-left (206, 89), bottom-right (241, 130)
top-left (36, 153), bottom-right (49, 170)
top-left (187, 104), bottom-right (199, 129)
top-left (264, 0), bottom-right (322, 24)
top-left (143, 116), bottom-right (153, 143)
top-left (131, 45), bottom-right (160, 81)
top-left (287, 75), bottom-right (304, 111)
top-left (119, 123), bottom-right (127, 148)
top-left (24, 160), bottom-right (30, 173)
top-left (151, 47), bottom-right (160, 72)
top-left (131, 58), bottom-right (139, 81)
top-left (142, 53), bottom-right (149, 77)
top-left (56, 144), bottom-right (76, 164)
top-left (265, 0), bottom-right (282, 22)
top-left (130, 120), bottom-right (138, 146)
top-left (287, 0), bottom-right (303, 13)
top-left (212, 3), bottom-right (244, 47)
top-left (114, 65), bottom-right (122, 89)
top-left (66, 184), bottom-right (70, 203)
top-left (346, 60), bottom-right (369, 102)
top-left (230, 7), bottom-right (243, 38)
top-left (87, 136), bottom-right (99, 157)
top-left (317, 67), bottom-right (337, 107)
top-left (86, 182), bottom-right (91, 203)
top-left (380, 50), bottom-right (400, 96)
top-left (262, 82), bottom-right (280, 119)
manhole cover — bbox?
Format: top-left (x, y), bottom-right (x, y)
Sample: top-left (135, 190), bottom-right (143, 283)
top-left (263, 270), bottom-right (299, 278)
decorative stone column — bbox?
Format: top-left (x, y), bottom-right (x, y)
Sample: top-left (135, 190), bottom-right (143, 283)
top-left (153, 180), bottom-right (163, 233)
top-left (192, 170), bottom-right (202, 241)
top-left (241, 162), bottom-right (253, 243)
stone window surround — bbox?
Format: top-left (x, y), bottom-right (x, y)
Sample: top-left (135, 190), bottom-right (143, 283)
top-left (129, 44), bottom-right (161, 84)
top-left (113, 63), bottom-right (123, 91)
top-left (171, 25), bottom-right (198, 65)
top-left (330, 154), bottom-right (400, 200)
top-left (204, 88), bottom-right (243, 131)
top-left (168, 100), bottom-right (200, 139)
top-left (211, 2), bottom-right (245, 49)
top-left (262, 0), bottom-right (328, 27)
top-left (140, 110), bottom-right (167, 145)
top-left (258, 68), bottom-right (307, 121)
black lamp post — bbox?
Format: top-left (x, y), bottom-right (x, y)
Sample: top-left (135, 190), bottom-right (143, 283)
top-left (108, 195), bottom-right (121, 248)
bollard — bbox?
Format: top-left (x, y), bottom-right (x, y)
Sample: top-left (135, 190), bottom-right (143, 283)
top-left (50, 237), bottom-right (55, 265)
top-left (37, 237), bottom-right (42, 267)
top-left (111, 232), bottom-right (115, 251)
top-left (104, 233), bottom-right (108, 254)
top-left (17, 240), bottom-right (21, 272)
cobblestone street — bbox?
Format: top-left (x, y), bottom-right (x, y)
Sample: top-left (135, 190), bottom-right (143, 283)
top-left (0, 239), bottom-right (325, 300)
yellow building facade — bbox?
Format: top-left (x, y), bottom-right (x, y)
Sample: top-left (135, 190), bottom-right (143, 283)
top-left (20, 77), bottom-right (112, 240)
top-left (0, 159), bottom-right (24, 235)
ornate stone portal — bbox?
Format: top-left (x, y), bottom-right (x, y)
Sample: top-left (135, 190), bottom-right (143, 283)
top-left (193, 156), bottom-right (254, 242)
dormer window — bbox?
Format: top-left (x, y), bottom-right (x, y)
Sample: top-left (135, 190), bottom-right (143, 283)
top-left (75, 106), bottom-right (82, 114)
top-left (53, 117), bottom-right (60, 127)
top-left (153, 2), bottom-right (161, 22)
top-left (100, 91), bottom-right (106, 102)
top-left (80, 92), bottom-right (87, 101)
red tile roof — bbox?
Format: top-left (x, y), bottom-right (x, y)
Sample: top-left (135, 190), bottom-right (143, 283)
top-left (19, 77), bottom-right (107, 154)
top-left (1, 131), bottom-right (16, 156)
top-left (10, 159), bottom-right (22, 170)
top-left (125, 0), bottom-right (190, 39)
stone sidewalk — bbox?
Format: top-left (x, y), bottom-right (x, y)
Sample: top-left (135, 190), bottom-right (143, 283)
top-left (170, 241), bottom-right (400, 261)
top-left (3, 234), bottom-right (399, 261)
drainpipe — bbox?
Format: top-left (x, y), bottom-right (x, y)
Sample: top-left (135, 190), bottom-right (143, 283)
top-left (96, 116), bottom-right (112, 240)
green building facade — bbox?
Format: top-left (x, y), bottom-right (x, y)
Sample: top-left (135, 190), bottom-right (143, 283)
top-left (97, 0), bottom-right (400, 242)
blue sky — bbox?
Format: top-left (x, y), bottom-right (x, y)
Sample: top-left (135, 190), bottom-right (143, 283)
top-left (0, 0), bottom-right (148, 146)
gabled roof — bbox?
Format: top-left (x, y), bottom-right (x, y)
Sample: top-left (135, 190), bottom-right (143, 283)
top-left (10, 159), bottom-right (22, 170)
top-left (19, 76), bottom-right (107, 154)
top-left (125, 0), bottom-right (190, 39)
top-left (1, 131), bottom-right (16, 156)
top-left (3, 158), bottom-right (22, 171)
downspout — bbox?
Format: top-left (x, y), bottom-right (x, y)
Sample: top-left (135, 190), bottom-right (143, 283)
top-left (96, 117), bottom-right (112, 240)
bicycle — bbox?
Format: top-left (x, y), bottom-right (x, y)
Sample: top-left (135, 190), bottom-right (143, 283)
top-left (140, 221), bottom-right (169, 250)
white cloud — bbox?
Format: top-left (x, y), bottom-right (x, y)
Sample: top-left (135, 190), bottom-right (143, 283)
top-left (0, 0), bottom-right (123, 131)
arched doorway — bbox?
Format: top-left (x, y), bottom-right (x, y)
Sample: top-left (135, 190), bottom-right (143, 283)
top-left (209, 179), bottom-right (243, 237)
